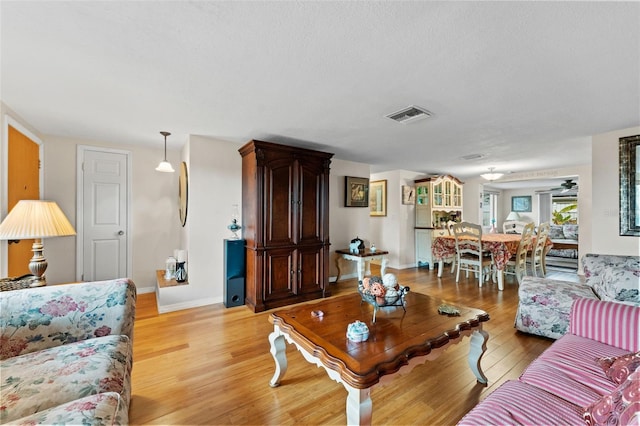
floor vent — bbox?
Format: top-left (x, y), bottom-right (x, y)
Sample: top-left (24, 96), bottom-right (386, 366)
top-left (385, 105), bottom-right (432, 124)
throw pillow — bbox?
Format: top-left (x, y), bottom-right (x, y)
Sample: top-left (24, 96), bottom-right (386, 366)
top-left (549, 225), bottom-right (564, 240)
top-left (563, 224), bottom-right (579, 240)
top-left (584, 370), bottom-right (640, 426)
top-left (597, 352), bottom-right (640, 385)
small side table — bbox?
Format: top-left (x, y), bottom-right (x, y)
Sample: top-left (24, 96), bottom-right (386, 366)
top-left (155, 270), bottom-right (188, 288)
top-left (335, 249), bottom-right (389, 282)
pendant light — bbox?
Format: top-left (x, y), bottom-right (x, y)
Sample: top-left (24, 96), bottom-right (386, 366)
top-left (156, 131), bottom-right (175, 173)
top-left (480, 167), bottom-right (503, 181)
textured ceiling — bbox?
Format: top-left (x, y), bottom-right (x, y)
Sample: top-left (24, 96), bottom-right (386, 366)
top-left (1, 1), bottom-right (638, 179)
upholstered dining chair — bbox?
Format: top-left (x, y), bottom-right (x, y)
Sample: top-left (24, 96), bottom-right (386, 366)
top-left (504, 222), bottom-right (535, 284)
top-left (531, 222), bottom-right (551, 277)
top-left (452, 222), bottom-right (494, 287)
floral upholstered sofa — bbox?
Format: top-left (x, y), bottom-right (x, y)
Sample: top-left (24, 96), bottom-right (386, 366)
top-left (0, 278), bottom-right (136, 425)
top-left (515, 254), bottom-right (640, 339)
top-left (459, 298), bottom-right (640, 425)
top-left (515, 253), bottom-right (640, 339)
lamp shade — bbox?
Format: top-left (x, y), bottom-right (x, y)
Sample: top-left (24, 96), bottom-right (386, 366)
top-left (155, 160), bottom-right (175, 173)
top-left (506, 211), bottom-right (521, 221)
top-left (0, 200), bottom-right (76, 239)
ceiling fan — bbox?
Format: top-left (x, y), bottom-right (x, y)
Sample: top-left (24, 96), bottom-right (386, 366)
top-left (551, 179), bottom-right (579, 193)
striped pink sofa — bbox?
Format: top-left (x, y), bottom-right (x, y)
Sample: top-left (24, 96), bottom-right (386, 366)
top-left (458, 298), bottom-right (639, 425)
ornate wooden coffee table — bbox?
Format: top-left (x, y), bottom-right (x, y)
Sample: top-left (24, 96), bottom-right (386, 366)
top-left (268, 292), bottom-right (490, 425)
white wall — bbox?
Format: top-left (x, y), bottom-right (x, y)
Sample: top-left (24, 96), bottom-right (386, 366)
top-left (592, 126), bottom-right (640, 256)
top-left (41, 135), bottom-right (181, 289)
top-left (329, 159), bottom-right (371, 279)
top-left (369, 169), bottom-right (423, 269)
top-left (156, 135), bottom-right (242, 312)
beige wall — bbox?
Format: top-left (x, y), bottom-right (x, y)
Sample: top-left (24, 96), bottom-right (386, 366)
top-left (592, 126), bottom-right (640, 256)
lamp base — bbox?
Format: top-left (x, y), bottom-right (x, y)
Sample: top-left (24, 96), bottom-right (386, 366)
top-left (28, 240), bottom-right (48, 287)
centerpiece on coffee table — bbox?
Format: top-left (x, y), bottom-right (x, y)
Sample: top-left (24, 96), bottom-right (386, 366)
top-left (358, 273), bottom-right (409, 322)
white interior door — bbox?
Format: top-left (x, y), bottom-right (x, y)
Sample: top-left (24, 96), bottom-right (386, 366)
top-left (77, 146), bottom-right (131, 281)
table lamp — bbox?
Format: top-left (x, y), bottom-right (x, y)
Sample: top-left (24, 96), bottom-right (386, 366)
top-left (506, 211), bottom-right (521, 221)
top-left (0, 200), bottom-right (76, 287)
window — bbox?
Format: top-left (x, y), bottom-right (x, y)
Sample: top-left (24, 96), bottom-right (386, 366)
top-left (552, 196), bottom-right (578, 224)
top-left (482, 192), bottom-right (499, 227)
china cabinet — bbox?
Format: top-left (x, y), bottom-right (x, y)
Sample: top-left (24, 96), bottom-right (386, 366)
top-left (414, 175), bottom-right (463, 269)
top-left (240, 140), bottom-right (333, 312)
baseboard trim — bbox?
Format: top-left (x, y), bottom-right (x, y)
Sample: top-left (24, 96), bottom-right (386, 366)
top-left (157, 297), bottom-right (220, 314)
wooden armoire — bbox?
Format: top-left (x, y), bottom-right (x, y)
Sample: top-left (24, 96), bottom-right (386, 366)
top-left (239, 140), bottom-right (333, 312)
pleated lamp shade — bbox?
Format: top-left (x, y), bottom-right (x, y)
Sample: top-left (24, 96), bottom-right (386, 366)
top-left (0, 200), bottom-right (76, 239)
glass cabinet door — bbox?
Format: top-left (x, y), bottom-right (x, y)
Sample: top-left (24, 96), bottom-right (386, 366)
top-left (416, 184), bottom-right (429, 206)
top-left (433, 182), bottom-right (443, 207)
top-left (443, 180), bottom-right (452, 207)
top-left (453, 183), bottom-right (462, 208)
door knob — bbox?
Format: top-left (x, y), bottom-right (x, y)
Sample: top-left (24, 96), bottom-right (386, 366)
top-left (117, 230), bottom-right (125, 236)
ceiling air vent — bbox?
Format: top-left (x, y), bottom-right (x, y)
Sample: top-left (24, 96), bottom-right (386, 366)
top-left (385, 105), bottom-right (432, 124)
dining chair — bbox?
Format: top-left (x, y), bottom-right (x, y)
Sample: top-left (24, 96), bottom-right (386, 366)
top-left (503, 220), bottom-right (532, 234)
top-left (531, 222), bottom-right (551, 277)
top-left (452, 222), bottom-right (493, 287)
top-left (445, 220), bottom-right (457, 273)
top-left (504, 222), bottom-right (535, 284)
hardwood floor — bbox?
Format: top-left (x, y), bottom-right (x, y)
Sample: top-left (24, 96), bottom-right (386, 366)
top-left (130, 266), bottom-right (581, 425)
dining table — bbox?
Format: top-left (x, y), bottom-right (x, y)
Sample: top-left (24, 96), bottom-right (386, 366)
top-left (432, 233), bottom-right (552, 290)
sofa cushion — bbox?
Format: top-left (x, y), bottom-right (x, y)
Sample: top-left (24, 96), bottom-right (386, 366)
top-left (456, 380), bottom-right (585, 426)
top-left (597, 352), bottom-right (640, 385)
top-left (519, 334), bottom-right (626, 407)
top-left (583, 370), bottom-right (640, 426)
top-left (0, 279), bottom-right (136, 359)
top-left (0, 335), bottom-right (132, 423)
top-left (592, 268), bottom-right (640, 306)
top-left (515, 277), bottom-right (597, 339)
top-left (582, 254), bottom-right (640, 306)
top-left (9, 392), bottom-right (127, 426)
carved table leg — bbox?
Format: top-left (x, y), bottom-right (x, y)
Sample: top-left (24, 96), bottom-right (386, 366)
top-left (269, 330), bottom-right (288, 387)
top-left (335, 256), bottom-right (342, 282)
top-left (345, 384), bottom-right (372, 426)
top-left (468, 328), bottom-right (489, 385)
top-left (357, 259), bottom-right (365, 281)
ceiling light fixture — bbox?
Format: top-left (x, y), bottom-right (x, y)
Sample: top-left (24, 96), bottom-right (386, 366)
top-left (156, 131), bottom-right (175, 173)
top-left (480, 167), bottom-right (504, 181)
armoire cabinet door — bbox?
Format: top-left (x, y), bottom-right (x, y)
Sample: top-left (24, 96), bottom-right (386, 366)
top-left (263, 156), bottom-right (295, 247)
top-left (296, 245), bottom-right (323, 295)
top-left (263, 247), bottom-right (296, 302)
top-left (296, 158), bottom-right (326, 245)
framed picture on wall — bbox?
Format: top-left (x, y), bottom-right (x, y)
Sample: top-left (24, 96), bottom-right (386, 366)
top-left (345, 176), bottom-right (369, 207)
top-left (402, 185), bottom-right (415, 205)
top-left (511, 195), bottom-right (532, 212)
top-left (370, 180), bottom-right (387, 216)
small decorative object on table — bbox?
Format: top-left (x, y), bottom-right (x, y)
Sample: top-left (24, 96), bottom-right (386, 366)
top-left (346, 320), bottom-right (370, 342)
top-left (438, 304), bottom-right (461, 316)
top-left (358, 273), bottom-right (410, 322)
top-left (350, 236), bottom-right (365, 253)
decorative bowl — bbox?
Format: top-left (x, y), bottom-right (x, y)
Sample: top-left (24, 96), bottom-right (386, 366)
top-left (346, 320), bottom-right (370, 342)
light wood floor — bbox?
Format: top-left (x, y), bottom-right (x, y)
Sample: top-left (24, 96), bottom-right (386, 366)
top-left (130, 265), bottom-right (581, 425)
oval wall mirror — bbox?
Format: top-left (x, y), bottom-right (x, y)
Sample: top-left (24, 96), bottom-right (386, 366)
top-left (179, 161), bottom-right (188, 226)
